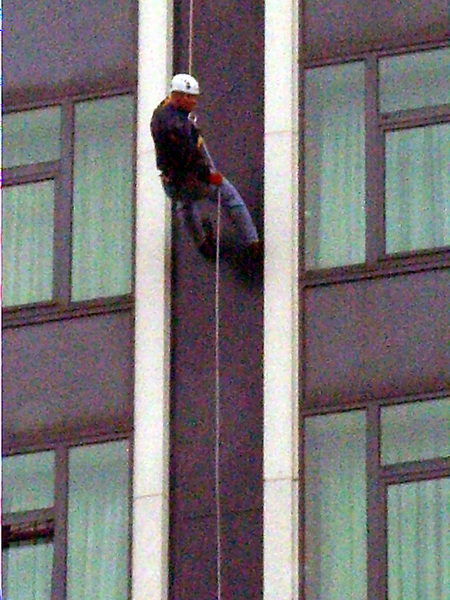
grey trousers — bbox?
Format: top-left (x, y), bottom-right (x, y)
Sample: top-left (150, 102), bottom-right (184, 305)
top-left (162, 177), bottom-right (258, 247)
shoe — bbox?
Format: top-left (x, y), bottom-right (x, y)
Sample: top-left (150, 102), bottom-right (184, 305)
top-left (241, 240), bottom-right (262, 262)
top-left (198, 237), bottom-right (217, 259)
top-left (231, 240), bottom-right (263, 275)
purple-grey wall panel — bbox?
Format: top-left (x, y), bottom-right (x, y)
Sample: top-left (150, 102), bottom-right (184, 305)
top-left (305, 0), bottom-right (449, 60)
top-left (169, 509), bottom-right (263, 599)
top-left (3, 312), bottom-right (134, 448)
top-left (305, 268), bottom-right (450, 407)
top-left (170, 0), bottom-right (264, 596)
top-left (3, 0), bottom-right (136, 104)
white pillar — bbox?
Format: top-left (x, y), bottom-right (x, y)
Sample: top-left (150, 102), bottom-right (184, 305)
top-left (264, 0), bottom-right (300, 597)
top-left (133, 1), bottom-right (173, 598)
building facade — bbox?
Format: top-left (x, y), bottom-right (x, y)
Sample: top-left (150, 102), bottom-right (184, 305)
top-left (2, 0), bottom-right (449, 599)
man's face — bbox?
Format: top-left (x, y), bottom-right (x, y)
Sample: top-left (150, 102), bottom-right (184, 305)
top-left (179, 93), bottom-right (198, 113)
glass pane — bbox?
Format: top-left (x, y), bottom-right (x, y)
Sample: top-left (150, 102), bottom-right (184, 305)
top-left (3, 540), bottom-right (53, 600)
top-left (3, 106), bottom-right (61, 168)
top-left (3, 181), bottom-right (55, 307)
top-left (67, 441), bottom-right (130, 600)
top-left (72, 95), bottom-right (134, 301)
top-left (305, 411), bottom-right (367, 599)
top-left (305, 62), bottom-right (365, 269)
top-left (381, 398), bottom-right (450, 464)
top-left (380, 47), bottom-right (450, 113)
top-left (388, 478), bottom-right (450, 600)
top-left (3, 452), bottom-right (55, 513)
top-left (386, 123), bottom-right (450, 254)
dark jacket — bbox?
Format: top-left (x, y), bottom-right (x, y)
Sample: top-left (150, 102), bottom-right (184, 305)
top-left (150, 98), bottom-right (211, 187)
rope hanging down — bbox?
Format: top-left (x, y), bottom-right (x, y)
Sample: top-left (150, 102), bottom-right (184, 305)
top-left (188, 1), bottom-right (223, 598)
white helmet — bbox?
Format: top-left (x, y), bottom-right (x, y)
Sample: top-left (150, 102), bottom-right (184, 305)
top-left (170, 73), bottom-right (200, 95)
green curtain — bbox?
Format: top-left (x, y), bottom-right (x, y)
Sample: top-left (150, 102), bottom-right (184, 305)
top-left (305, 411), bottom-right (367, 599)
top-left (3, 452), bottom-right (55, 514)
top-left (2, 182), bottom-right (55, 308)
top-left (2, 106), bottom-right (61, 168)
top-left (305, 404), bottom-right (449, 598)
top-left (381, 398), bottom-right (450, 464)
top-left (305, 62), bottom-right (366, 270)
top-left (2, 452), bottom-right (55, 599)
top-left (2, 541), bottom-right (53, 600)
top-left (380, 47), bottom-right (450, 113)
top-left (388, 478), bottom-right (450, 600)
top-left (386, 123), bottom-right (450, 254)
top-left (305, 48), bottom-right (450, 271)
top-left (71, 95), bottom-right (134, 302)
top-left (67, 441), bottom-right (129, 600)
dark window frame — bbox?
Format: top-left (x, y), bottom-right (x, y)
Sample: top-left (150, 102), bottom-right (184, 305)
top-left (299, 38), bottom-right (450, 284)
top-left (2, 430), bottom-right (133, 600)
top-left (2, 86), bottom-right (137, 329)
top-left (298, 390), bottom-right (450, 600)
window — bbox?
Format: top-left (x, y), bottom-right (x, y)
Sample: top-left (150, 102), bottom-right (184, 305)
top-left (3, 106), bottom-right (61, 168)
top-left (381, 398), bottom-right (450, 464)
top-left (2, 451), bottom-right (55, 600)
top-left (387, 478), bottom-right (449, 599)
top-left (2, 92), bottom-right (135, 316)
top-left (304, 45), bottom-right (450, 272)
top-left (3, 181), bottom-right (55, 307)
top-left (72, 95), bottom-right (134, 302)
top-left (305, 62), bottom-right (366, 269)
top-left (2, 440), bottom-right (130, 600)
top-left (302, 395), bottom-right (450, 599)
top-left (379, 48), bottom-right (450, 113)
top-left (67, 442), bottom-right (130, 599)
top-left (304, 411), bottom-right (367, 598)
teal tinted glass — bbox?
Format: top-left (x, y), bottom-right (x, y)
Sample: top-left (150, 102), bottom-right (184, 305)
top-left (67, 441), bottom-right (129, 600)
top-left (3, 106), bottom-right (61, 168)
top-left (2, 181), bottom-right (55, 307)
top-left (305, 62), bottom-right (366, 269)
top-left (3, 451), bottom-right (55, 513)
top-left (72, 94), bottom-right (134, 301)
top-left (305, 411), bottom-right (367, 599)
top-left (386, 123), bottom-right (450, 254)
top-left (3, 540), bottom-right (54, 600)
top-left (388, 478), bottom-right (450, 599)
top-left (380, 47), bottom-right (450, 113)
top-left (381, 398), bottom-right (450, 464)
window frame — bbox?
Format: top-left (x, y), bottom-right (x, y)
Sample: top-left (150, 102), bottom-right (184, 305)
top-left (299, 39), bottom-right (450, 283)
top-left (299, 390), bottom-right (450, 600)
top-left (2, 86), bottom-right (137, 328)
top-left (2, 431), bottom-right (132, 600)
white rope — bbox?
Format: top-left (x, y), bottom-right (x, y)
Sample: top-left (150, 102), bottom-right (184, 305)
top-left (214, 189), bottom-right (222, 600)
top-left (186, 1), bottom-right (223, 596)
top-left (188, 0), bottom-right (194, 75)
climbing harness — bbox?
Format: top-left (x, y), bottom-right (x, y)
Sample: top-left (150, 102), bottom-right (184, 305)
top-left (188, 1), bottom-right (223, 597)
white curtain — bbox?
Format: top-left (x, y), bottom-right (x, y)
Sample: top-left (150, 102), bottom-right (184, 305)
top-left (388, 478), bottom-right (450, 600)
top-left (2, 182), bottom-right (54, 308)
top-left (3, 541), bottom-right (53, 600)
top-left (71, 95), bottom-right (134, 302)
top-left (305, 411), bottom-right (367, 599)
top-left (386, 123), bottom-right (450, 254)
top-left (305, 62), bottom-right (366, 270)
top-left (67, 441), bottom-right (129, 600)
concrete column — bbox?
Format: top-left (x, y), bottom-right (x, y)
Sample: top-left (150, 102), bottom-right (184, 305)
top-left (264, 0), bottom-right (300, 597)
top-left (133, 1), bottom-right (173, 598)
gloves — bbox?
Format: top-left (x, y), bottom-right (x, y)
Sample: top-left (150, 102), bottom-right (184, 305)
top-left (208, 171), bottom-right (223, 186)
